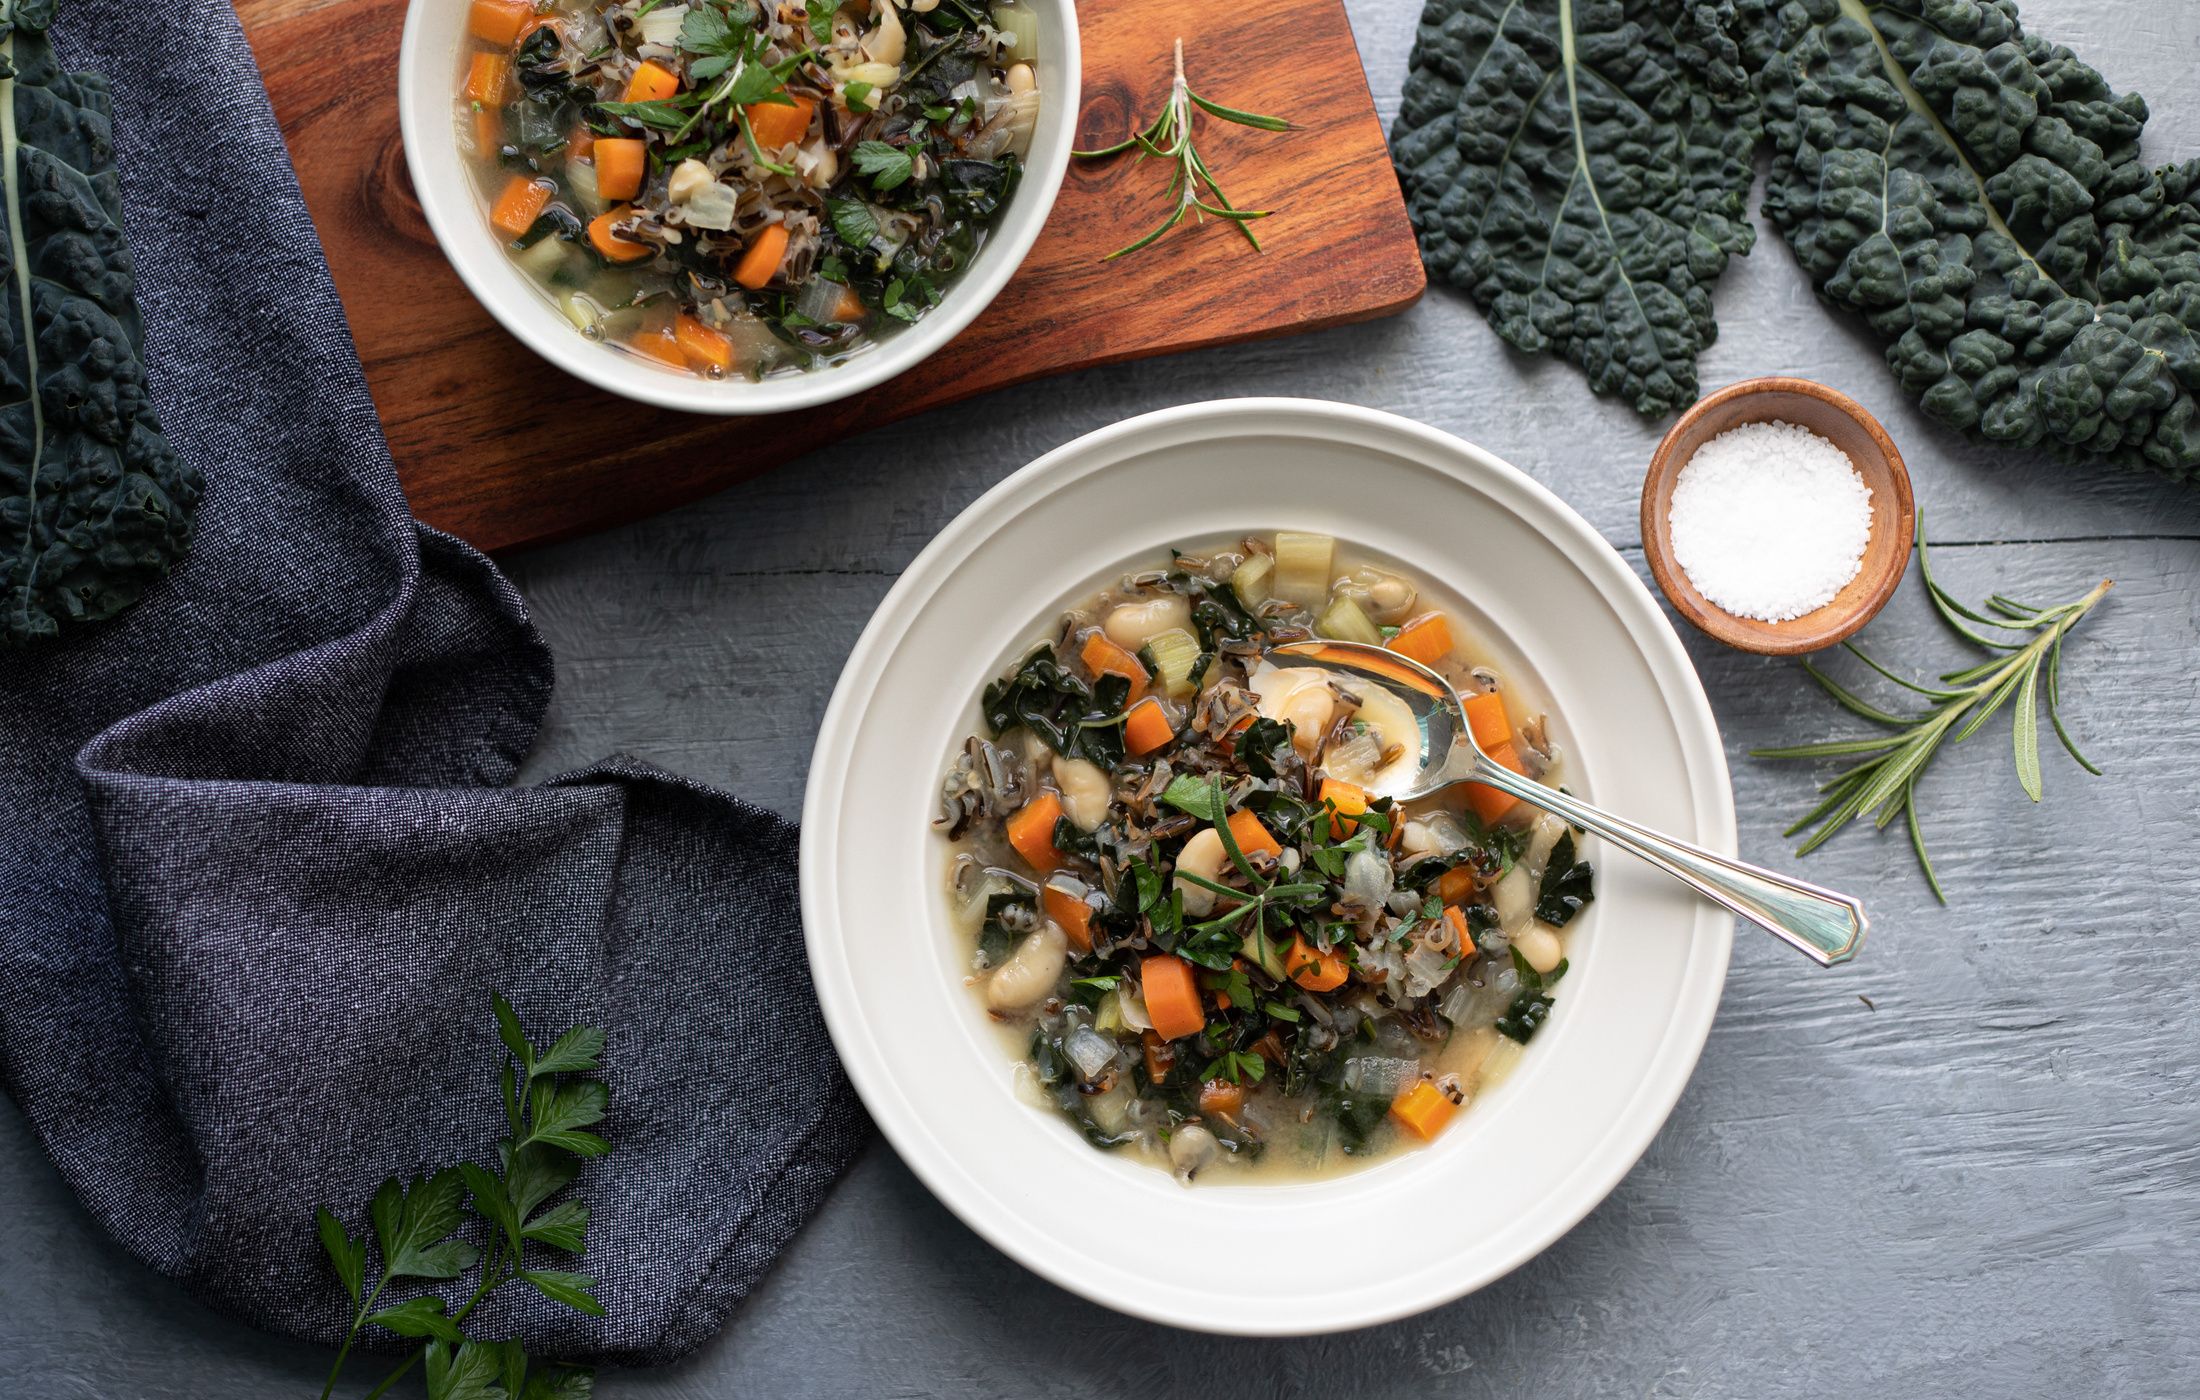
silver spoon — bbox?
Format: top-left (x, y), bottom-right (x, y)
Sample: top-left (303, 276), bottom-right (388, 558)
top-left (1264, 640), bottom-right (1867, 966)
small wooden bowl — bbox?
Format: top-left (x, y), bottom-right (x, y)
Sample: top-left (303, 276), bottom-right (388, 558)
top-left (1640, 377), bottom-right (1915, 656)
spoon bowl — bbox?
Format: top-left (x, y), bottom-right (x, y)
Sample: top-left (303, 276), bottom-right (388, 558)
top-left (1263, 639), bottom-right (1869, 966)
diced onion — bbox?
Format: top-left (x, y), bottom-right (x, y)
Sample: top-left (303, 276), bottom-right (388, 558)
top-left (637, 4), bottom-right (688, 46)
top-left (990, 1), bottom-right (1040, 59)
top-left (1324, 727), bottom-right (1384, 783)
top-left (1272, 532), bottom-right (1335, 609)
top-left (1066, 1026), bottom-right (1117, 1081)
top-left (1438, 983), bottom-right (1477, 1026)
top-left (1116, 987), bottom-right (1153, 1033)
top-left (795, 275), bottom-right (848, 324)
top-left (680, 181), bottom-right (739, 231)
top-left (990, 89), bottom-right (1041, 158)
top-left (558, 292), bottom-right (601, 332)
top-left (1342, 1056), bottom-right (1418, 1097)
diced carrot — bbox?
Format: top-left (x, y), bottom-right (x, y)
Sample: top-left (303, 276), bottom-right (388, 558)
top-left (473, 105), bottom-right (504, 157)
top-left (1198, 1080), bottom-right (1245, 1118)
top-left (1434, 864), bottom-right (1478, 907)
top-left (831, 283), bottom-right (866, 322)
top-left (594, 137), bottom-right (646, 201)
top-left (623, 59), bottom-right (681, 103)
top-left (743, 94), bottom-right (817, 150)
top-left (489, 175), bottom-right (552, 240)
top-left (1464, 741), bottom-right (1526, 826)
top-left (1079, 632), bottom-right (1149, 701)
top-left (587, 208), bottom-right (653, 263)
top-left (1443, 904), bottom-right (1473, 955)
top-left (1318, 777), bottom-right (1367, 839)
top-left (1225, 808), bottom-right (1281, 861)
top-left (1141, 1030), bottom-right (1174, 1084)
top-left (1462, 691), bottom-right (1512, 753)
top-left (465, 51), bottom-right (512, 105)
top-left (468, 0), bottom-right (535, 46)
top-left (1390, 1079), bottom-right (1459, 1141)
top-left (1388, 611), bottom-right (1454, 668)
top-left (568, 126), bottom-right (596, 160)
top-left (1041, 883), bottom-right (1094, 953)
top-left (1123, 697), bottom-right (1174, 756)
top-left (1141, 956), bottom-right (1205, 1041)
top-left (732, 223), bottom-right (790, 290)
top-left (627, 325), bottom-right (685, 367)
top-left (1005, 792), bottom-right (1064, 871)
top-left (1284, 934), bottom-right (1348, 992)
top-left (673, 314), bottom-right (735, 373)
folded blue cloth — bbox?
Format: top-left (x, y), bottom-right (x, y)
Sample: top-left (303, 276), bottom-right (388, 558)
top-left (0, 0), bottom-right (867, 1366)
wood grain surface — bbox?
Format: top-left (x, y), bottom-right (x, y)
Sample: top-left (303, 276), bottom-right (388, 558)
top-left (232, 0), bottom-right (1425, 553)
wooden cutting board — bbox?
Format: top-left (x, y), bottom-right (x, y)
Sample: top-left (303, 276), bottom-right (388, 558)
top-left (233, 0), bottom-right (1425, 553)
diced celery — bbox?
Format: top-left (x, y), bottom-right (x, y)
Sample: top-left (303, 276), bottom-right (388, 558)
top-left (1145, 627), bottom-right (1202, 700)
top-left (1240, 929), bottom-right (1288, 980)
top-left (1230, 552), bottom-right (1273, 610)
top-left (1272, 531), bottom-right (1335, 608)
top-left (558, 293), bottom-right (601, 332)
top-left (1094, 992), bottom-right (1126, 1034)
top-left (991, 2), bottom-right (1040, 60)
top-left (512, 234), bottom-right (572, 283)
top-left (565, 156), bottom-right (606, 216)
top-left (1316, 594), bottom-right (1384, 646)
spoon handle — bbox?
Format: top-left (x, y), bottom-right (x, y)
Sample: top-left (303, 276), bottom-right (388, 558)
top-left (1464, 753), bottom-right (1867, 966)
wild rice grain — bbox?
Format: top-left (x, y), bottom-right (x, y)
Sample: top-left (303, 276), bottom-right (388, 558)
top-left (1667, 420), bottom-right (1873, 623)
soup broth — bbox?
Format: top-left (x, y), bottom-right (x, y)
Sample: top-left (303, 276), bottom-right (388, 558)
top-left (935, 533), bottom-right (1597, 1184)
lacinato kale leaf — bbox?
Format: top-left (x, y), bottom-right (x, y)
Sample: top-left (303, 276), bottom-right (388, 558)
top-left (1389, 0), bottom-right (1763, 415)
top-left (1496, 949), bottom-right (1569, 1043)
top-left (980, 645), bottom-right (1129, 766)
top-left (1533, 831), bottom-right (1595, 926)
top-left (1393, 0), bottom-right (2200, 482)
top-left (1751, 0), bottom-right (2200, 480)
top-left (0, 9), bottom-right (201, 646)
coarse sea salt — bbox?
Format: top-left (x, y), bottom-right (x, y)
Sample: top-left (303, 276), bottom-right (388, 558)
top-left (1667, 419), bottom-right (1873, 623)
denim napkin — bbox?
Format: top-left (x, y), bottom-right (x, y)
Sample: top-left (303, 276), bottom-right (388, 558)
top-left (0, 0), bottom-right (866, 1365)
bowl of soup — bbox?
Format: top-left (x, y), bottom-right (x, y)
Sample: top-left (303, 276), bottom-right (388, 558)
top-left (398, 0), bottom-right (1079, 415)
top-left (803, 399), bottom-right (1738, 1332)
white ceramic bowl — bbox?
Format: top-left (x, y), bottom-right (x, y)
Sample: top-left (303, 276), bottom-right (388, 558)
top-left (802, 399), bottom-right (1737, 1334)
top-left (397, 2), bottom-right (1080, 415)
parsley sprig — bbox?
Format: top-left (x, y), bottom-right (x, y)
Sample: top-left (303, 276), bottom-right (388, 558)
top-left (1072, 37), bottom-right (1291, 259)
top-left (314, 995), bottom-right (610, 1400)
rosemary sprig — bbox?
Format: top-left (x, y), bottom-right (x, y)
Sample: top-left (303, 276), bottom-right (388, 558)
top-left (1073, 37), bottom-right (1292, 259)
top-left (1753, 514), bottom-right (2112, 902)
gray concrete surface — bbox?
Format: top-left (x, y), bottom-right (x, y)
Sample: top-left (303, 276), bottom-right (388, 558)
top-left (6, 1), bottom-right (2200, 1394)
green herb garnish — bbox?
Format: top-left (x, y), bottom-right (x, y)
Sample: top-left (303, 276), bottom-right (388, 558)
top-left (1755, 515), bottom-right (2112, 901)
top-left (314, 995), bottom-right (608, 1400)
top-left (1072, 37), bottom-right (1290, 259)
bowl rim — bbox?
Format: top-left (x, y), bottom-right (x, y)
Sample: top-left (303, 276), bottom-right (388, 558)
top-left (395, 0), bottom-right (1081, 417)
top-left (1639, 375), bottom-right (1916, 656)
top-left (801, 397), bottom-right (1740, 1334)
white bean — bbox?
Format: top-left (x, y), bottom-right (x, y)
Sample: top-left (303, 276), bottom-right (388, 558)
top-left (666, 158), bottom-right (714, 205)
top-left (864, 0), bottom-right (907, 65)
top-left (1491, 864), bottom-right (1532, 931)
top-left (1054, 757), bottom-right (1110, 831)
top-left (1513, 922), bottom-right (1564, 974)
top-left (1103, 596), bottom-right (1192, 651)
top-left (1281, 686), bottom-right (1333, 754)
top-left (1172, 827), bottom-right (1231, 916)
top-left (1169, 1124), bottom-right (1220, 1184)
top-left (986, 922), bottom-right (1068, 1012)
top-left (1005, 61), bottom-right (1036, 94)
